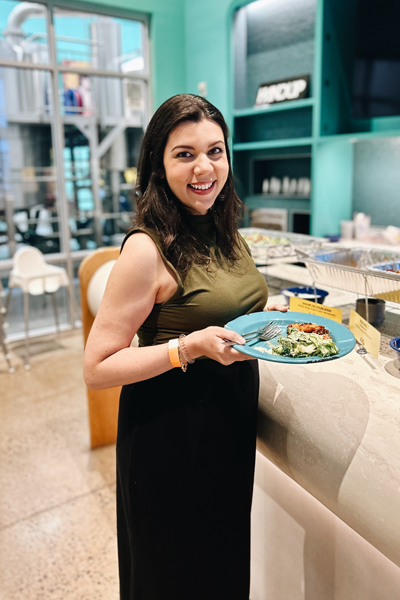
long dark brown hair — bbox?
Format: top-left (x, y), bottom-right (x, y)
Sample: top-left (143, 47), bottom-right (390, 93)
top-left (133, 94), bottom-right (244, 279)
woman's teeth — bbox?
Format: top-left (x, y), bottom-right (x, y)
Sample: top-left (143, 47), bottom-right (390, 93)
top-left (188, 181), bottom-right (214, 190)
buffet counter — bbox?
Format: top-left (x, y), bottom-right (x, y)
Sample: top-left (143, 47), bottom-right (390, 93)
top-left (247, 260), bottom-right (400, 598)
top-left (257, 344), bottom-right (400, 567)
top-left (250, 262), bottom-right (400, 599)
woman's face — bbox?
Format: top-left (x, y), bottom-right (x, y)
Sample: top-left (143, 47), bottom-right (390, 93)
top-left (162, 119), bottom-right (229, 216)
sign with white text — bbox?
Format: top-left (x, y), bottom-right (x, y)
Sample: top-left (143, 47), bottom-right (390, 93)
top-left (255, 75), bottom-right (310, 106)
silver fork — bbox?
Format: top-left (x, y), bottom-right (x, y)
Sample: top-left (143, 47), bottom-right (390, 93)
top-left (224, 321), bottom-right (272, 344)
top-left (224, 322), bottom-right (282, 346)
top-left (258, 326), bottom-right (282, 342)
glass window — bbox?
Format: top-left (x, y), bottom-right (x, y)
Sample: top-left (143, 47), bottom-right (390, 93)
top-left (0, 0), bottom-right (149, 273)
top-left (63, 126), bottom-right (96, 251)
top-left (0, 66), bottom-right (61, 258)
top-left (58, 71), bottom-right (147, 121)
top-left (54, 9), bottom-right (146, 74)
top-left (0, 0), bottom-right (49, 64)
top-left (59, 74), bottom-right (145, 250)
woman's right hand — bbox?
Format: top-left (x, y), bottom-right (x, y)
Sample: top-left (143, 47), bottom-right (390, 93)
top-left (185, 326), bottom-right (255, 365)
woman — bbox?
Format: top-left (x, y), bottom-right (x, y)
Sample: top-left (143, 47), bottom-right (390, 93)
top-left (84, 94), bottom-right (287, 600)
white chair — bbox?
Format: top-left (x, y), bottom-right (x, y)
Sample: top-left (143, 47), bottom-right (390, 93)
top-left (7, 246), bottom-right (71, 370)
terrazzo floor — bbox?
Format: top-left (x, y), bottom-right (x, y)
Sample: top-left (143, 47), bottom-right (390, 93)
top-left (0, 329), bottom-right (119, 600)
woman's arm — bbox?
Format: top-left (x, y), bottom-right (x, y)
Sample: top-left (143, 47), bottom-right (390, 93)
top-left (83, 233), bottom-right (250, 390)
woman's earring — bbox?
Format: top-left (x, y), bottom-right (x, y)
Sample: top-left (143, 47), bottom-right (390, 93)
top-left (219, 192), bottom-right (226, 201)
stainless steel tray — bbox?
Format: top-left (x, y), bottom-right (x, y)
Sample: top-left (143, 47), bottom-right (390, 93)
top-left (297, 247), bottom-right (400, 303)
top-left (239, 228), bottom-right (323, 262)
top-left (368, 261), bottom-right (400, 276)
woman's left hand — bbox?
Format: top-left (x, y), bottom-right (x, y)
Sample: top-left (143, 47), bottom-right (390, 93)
top-left (264, 303), bottom-right (288, 312)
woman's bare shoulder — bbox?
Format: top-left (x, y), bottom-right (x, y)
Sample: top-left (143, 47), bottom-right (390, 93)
top-left (121, 230), bottom-right (159, 255)
top-left (100, 232), bottom-right (159, 300)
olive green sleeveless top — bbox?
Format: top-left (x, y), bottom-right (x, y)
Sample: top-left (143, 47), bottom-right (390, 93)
top-left (122, 213), bottom-right (268, 347)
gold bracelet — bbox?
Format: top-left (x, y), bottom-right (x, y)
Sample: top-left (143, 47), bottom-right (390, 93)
top-left (179, 334), bottom-right (195, 365)
top-left (168, 339), bottom-right (181, 368)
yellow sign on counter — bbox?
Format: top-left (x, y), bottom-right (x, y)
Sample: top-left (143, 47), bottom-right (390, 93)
top-left (289, 297), bottom-right (343, 323)
top-left (349, 309), bottom-right (380, 359)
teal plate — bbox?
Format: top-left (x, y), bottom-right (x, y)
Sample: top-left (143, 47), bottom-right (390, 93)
top-left (225, 311), bottom-right (356, 364)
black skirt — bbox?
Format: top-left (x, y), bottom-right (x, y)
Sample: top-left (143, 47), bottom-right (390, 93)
top-left (116, 359), bottom-right (259, 600)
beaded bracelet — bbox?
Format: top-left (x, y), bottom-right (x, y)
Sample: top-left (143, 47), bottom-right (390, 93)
top-left (179, 334), bottom-right (195, 366)
top-left (168, 336), bottom-right (195, 372)
top-left (178, 344), bottom-right (188, 372)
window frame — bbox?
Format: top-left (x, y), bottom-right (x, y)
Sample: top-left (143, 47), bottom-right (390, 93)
top-left (0, 0), bottom-right (150, 282)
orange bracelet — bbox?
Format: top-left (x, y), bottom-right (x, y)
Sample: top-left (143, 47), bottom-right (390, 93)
top-left (168, 339), bottom-right (181, 368)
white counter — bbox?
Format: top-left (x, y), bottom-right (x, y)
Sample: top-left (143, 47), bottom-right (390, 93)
top-left (257, 262), bottom-right (400, 570)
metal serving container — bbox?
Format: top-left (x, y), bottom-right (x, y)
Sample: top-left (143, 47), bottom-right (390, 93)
top-left (239, 228), bottom-right (324, 262)
top-left (367, 261), bottom-right (400, 276)
top-left (296, 247), bottom-right (400, 303)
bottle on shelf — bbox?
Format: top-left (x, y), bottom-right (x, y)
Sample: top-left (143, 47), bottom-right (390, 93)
top-left (262, 179), bottom-right (269, 193)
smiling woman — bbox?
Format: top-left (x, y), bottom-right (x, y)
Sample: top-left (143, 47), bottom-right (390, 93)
top-left (162, 119), bottom-right (229, 215)
top-left (83, 94), bottom-right (286, 600)
top-left (131, 93), bottom-right (247, 280)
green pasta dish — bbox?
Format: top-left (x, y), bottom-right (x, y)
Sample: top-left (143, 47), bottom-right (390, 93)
top-left (272, 325), bottom-right (340, 358)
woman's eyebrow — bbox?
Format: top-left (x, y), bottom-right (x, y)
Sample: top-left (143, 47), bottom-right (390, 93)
top-left (171, 145), bottom-right (195, 152)
top-left (170, 140), bottom-right (225, 152)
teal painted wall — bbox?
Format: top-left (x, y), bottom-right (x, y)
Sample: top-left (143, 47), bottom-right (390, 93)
top-left (184, 0), bottom-right (234, 123)
top-left (312, 141), bottom-right (354, 236)
top-left (352, 137), bottom-right (400, 228)
top-left (77, 0), bottom-right (186, 110)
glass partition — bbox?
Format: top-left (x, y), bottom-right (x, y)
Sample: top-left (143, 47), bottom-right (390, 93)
top-left (0, 66), bottom-right (62, 258)
top-left (0, 1), bottom-right (149, 336)
top-left (63, 126), bottom-right (96, 251)
top-left (0, 1), bottom-right (148, 269)
top-left (54, 10), bottom-right (146, 75)
top-left (0, 0), bottom-right (49, 64)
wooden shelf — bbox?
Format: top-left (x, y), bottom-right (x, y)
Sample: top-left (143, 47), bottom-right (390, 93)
top-left (233, 97), bottom-right (314, 118)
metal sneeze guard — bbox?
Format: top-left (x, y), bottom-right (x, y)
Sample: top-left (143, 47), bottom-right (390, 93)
top-left (239, 228), bottom-right (324, 262)
top-left (297, 247), bottom-right (400, 304)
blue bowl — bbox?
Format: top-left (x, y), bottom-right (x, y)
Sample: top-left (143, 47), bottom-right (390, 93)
top-left (281, 286), bottom-right (329, 305)
top-left (389, 337), bottom-right (400, 357)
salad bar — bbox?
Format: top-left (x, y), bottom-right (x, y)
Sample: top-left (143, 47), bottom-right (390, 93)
top-left (297, 247), bottom-right (400, 303)
top-left (239, 228), bottom-right (323, 263)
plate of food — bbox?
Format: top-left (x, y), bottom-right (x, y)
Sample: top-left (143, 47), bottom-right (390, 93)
top-left (225, 311), bottom-right (356, 363)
